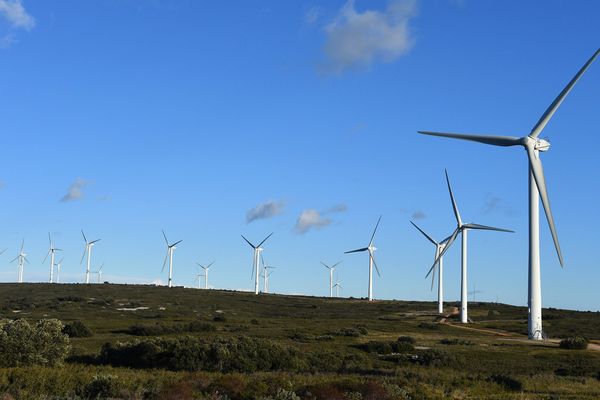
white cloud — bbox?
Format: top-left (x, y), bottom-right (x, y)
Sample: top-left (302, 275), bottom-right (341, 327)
top-left (322, 0), bottom-right (416, 74)
top-left (328, 203), bottom-right (348, 213)
top-left (60, 178), bottom-right (88, 202)
top-left (0, 0), bottom-right (35, 30)
top-left (294, 209), bottom-right (331, 234)
top-left (246, 200), bottom-right (285, 223)
top-left (305, 6), bottom-right (322, 24)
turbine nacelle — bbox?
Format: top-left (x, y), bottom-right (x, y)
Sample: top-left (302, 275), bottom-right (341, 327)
top-left (524, 136), bottom-right (551, 152)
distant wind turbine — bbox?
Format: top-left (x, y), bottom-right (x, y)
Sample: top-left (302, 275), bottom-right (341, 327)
top-left (10, 240), bottom-right (28, 283)
top-left (81, 230), bottom-right (101, 284)
top-left (196, 261), bottom-right (215, 289)
top-left (260, 255), bottom-right (276, 293)
top-left (43, 233), bottom-right (62, 283)
top-left (241, 233), bottom-right (273, 295)
top-left (333, 274), bottom-right (343, 298)
top-left (419, 49), bottom-right (599, 339)
top-left (95, 263), bottom-right (104, 283)
top-left (410, 221), bottom-right (451, 314)
top-left (55, 257), bottom-right (64, 283)
top-left (162, 230), bottom-right (182, 288)
top-left (321, 261), bottom-right (342, 298)
top-left (426, 170), bottom-right (513, 323)
top-left (345, 216), bottom-right (382, 301)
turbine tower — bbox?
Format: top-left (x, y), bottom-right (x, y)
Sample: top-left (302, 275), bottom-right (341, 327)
top-left (10, 240), bottom-right (28, 283)
top-left (345, 216), bottom-right (382, 301)
top-left (410, 221), bottom-right (451, 314)
top-left (43, 233), bottom-right (62, 283)
top-left (162, 230), bottom-right (182, 288)
top-left (260, 255), bottom-right (277, 293)
top-left (321, 261), bottom-right (342, 298)
top-left (426, 170), bottom-right (514, 324)
top-left (419, 49), bottom-right (599, 338)
top-left (241, 233), bottom-right (273, 295)
top-left (81, 230), bottom-right (101, 284)
top-left (55, 257), bottom-right (64, 283)
top-left (95, 263), bottom-right (104, 283)
top-left (196, 261), bottom-right (215, 289)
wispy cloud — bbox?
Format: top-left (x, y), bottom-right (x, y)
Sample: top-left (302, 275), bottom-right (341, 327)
top-left (411, 210), bottom-right (426, 220)
top-left (305, 6), bottom-right (322, 24)
top-left (481, 194), bottom-right (515, 217)
top-left (0, 0), bottom-right (35, 49)
top-left (294, 209), bottom-right (331, 234)
top-left (60, 178), bottom-right (88, 202)
top-left (246, 200), bottom-right (286, 223)
top-left (321, 0), bottom-right (417, 74)
top-left (328, 203), bottom-right (348, 213)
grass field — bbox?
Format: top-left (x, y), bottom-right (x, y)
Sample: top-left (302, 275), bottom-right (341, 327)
top-left (0, 283), bottom-right (598, 399)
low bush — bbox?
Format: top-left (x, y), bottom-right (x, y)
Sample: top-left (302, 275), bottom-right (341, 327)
top-left (559, 336), bottom-right (588, 350)
top-left (0, 319), bottom-right (70, 367)
top-left (63, 320), bottom-right (93, 338)
top-left (417, 322), bottom-right (439, 330)
top-left (488, 374), bottom-right (523, 392)
top-left (213, 314), bottom-right (227, 322)
top-left (361, 340), bottom-right (414, 354)
top-left (79, 374), bottom-right (122, 399)
top-left (439, 338), bottom-right (473, 346)
top-left (411, 349), bottom-right (455, 367)
top-left (397, 336), bottom-right (415, 344)
top-left (126, 321), bottom-right (216, 336)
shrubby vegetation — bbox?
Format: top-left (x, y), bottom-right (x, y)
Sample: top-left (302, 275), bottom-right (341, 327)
top-left (63, 320), bottom-right (93, 337)
top-left (487, 374), bottom-right (523, 391)
top-left (0, 319), bottom-right (70, 367)
top-left (559, 336), bottom-right (589, 350)
top-left (125, 321), bottom-right (216, 336)
top-left (440, 338), bottom-right (474, 346)
top-left (360, 336), bottom-right (415, 354)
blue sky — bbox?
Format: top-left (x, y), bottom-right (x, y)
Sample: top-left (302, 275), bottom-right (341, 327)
top-left (0, 1), bottom-right (598, 311)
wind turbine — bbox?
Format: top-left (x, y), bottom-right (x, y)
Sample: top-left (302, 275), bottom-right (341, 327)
top-left (260, 255), bottom-right (277, 294)
top-left (81, 230), bottom-right (101, 284)
top-left (321, 261), bottom-right (342, 298)
top-left (469, 284), bottom-right (484, 302)
top-left (333, 274), bottom-right (343, 297)
top-left (10, 240), bottom-right (28, 283)
top-left (419, 49), bottom-right (599, 338)
top-left (425, 170), bottom-right (514, 324)
top-left (241, 233), bottom-right (273, 295)
top-left (95, 263), bottom-right (104, 283)
top-left (410, 221), bottom-right (452, 314)
top-left (43, 233), bottom-right (62, 283)
top-left (196, 261), bottom-right (215, 289)
top-left (162, 230), bottom-right (182, 288)
top-left (345, 216), bottom-right (382, 301)
top-left (55, 257), bottom-right (64, 283)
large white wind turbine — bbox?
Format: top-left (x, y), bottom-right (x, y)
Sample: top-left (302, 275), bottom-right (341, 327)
top-left (426, 170), bottom-right (514, 324)
top-left (162, 230), bottom-right (182, 288)
top-left (241, 233), bottom-right (273, 295)
top-left (321, 261), bottom-right (342, 298)
top-left (81, 230), bottom-right (101, 284)
top-left (410, 221), bottom-right (451, 314)
top-left (43, 233), bottom-right (62, 283)
top-left (196, 261), bottom-right (215, 289)
top-left (345, 216), bottom-right (382, 301)
top-left (10, 240), bottom-right (28, 283)
top-left (419, 49), bottom-right (599, 339)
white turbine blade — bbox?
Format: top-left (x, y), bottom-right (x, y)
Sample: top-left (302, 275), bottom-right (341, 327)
top-left (42, 249), bottom-right (50, 264)
top-left (430, 261), bottom-right (436, 291)
top-left (162, 230), bottom-right (169, 246)
top-left (368, 215), bottom-right (382, 247)
top-left (419, 131), bottom-right (521, 147)
top-left (24, 256), bottom-right (30, 264)
top-left (410, 221), bottom-right (437, 245)
top-left (10, 255), bottom-right (19, 263)
top-left (171, 239), bottom-right (183, 247)
top-left (445, 169), bottom-right (462, 226)
top-left (81, 230), bottom-right (88, 244)
top-left (48, 232), bottom-right (52, 247)
top-left (0, 248), bottom-right (6, 256)
top-left (207, 261), bottom-right (215, 269)
top-left (370, 252), bottom-right (381, 277)
top-left (260, 254), bottom-right (266, 269)
top-left (161, 251), bottom-right (168, 272)
top-left (426, 228), bottom-right (459, 278)
top-left (241, 234), bottom-right (256, 249)
top-left (331, 261), bottom-right (342, 269)
top-left (463, 223), bottom-right (514, 233)
top-left (90, 239), bottom-right (101, 244)
top-left (257, 232), bottom-right (274, 248)
top-left (80, 246), bottom-right (87, 264)
top-left (320, 261), bottom-right (331, 270)
top-left (345, 247), bottom-right (369, 254)
top-left (530, 48), bottom-right (600, 139)
top-left (526, 146), bottom-right (564, 266)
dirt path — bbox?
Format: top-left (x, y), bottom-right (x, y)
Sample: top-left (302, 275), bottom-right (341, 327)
top-left (439, 320), bottom-right (515, 337)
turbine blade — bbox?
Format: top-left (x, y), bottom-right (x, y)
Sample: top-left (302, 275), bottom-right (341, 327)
top-left (207, 261), bottom-right (215, 269)
top-left (430, 260), bottom-right (436, 291)
top-left (48, 232), bottom-right (52, 246)
top-left (20, 239), bottom-right (24, 252)
top-left (81, 230), bottom-right (87, 244)
top-left (530, 48), bottom-right (600, 138)
top-left (257, 232), bottom-right (273, 248)
top-left (426, 228), bottom-right (459, 278)
top-left (171, 240), bottom-right (183, 247)
top-left (162, 230), bottom-right (169, 246)
top-left (419, 131), bottom-right (521, 146)
top-left (526, 146), bottom-right (564, 266)
top-left (161, 250), bottom-right (168, 272)
top-left (0, 248), bottom-right (6, 256)
top-left (410, 221), bottom-right (437, 245)
top-left (10, 255), bottom-right (19, 263)
top-left (331, 261), bottom-right (342, 268)
top-left (90, 239), bottom-right (101, 244)
top-left (344, 247), bottom-right (369, 254)
top-left (445, 169), bottom-right (462, 226)
top-left (42, 250), bottom-right (50, 264)
top-left (463, 223), bottom-right (514, 233)
top-left (80, 247), bottom-right (87, 264)
top-left (241, 234), bottom-right (256, 249)
top-left (370, 252), bottom-right (381, 277)
top-left (368, 215), bottom-right (382, 247)
top-left (320, 261), bottom-right (331, 269)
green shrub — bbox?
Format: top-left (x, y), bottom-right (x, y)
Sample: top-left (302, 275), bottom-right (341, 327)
top-left (63, 320), bottom-right (93, 338)
top-left (79, 374), bottom-right (121, 399)
top-left (440, 338), bottom-right (473, 346)
top-left (126, 321), bottom-right (216, 336)
top-left (397, 336), bottom-right (415, 344)
top-left (213, 314), bottom-right (227, 322)
top-left (559, 336), bottom-right (588, 350)
top-left (0, 319), bottom-right (70, 367)
top-left (412, 349), bottom-right (455, 367)
top-left (361, 340), bottom-right (413, 354)
top-left (488, 374), bottom-right (523, 391)
top-left (417, 322), bottom-right (439, 330)
top-left (259, 388), bottom-right (301, 400)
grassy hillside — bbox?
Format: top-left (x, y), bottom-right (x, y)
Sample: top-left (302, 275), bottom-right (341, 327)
top-left (0, 283), bottom-right (598, 399)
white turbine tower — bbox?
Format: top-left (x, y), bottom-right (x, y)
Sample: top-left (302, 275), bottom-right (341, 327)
top-left (95, 263), bottom-right (105, 283)
top-left (162, 230), bottom-right (182, 288)
top-left (10, 240), bottom-right (28, 283)
top-left (333, 274), bottom-right (343, 297)
top-left (426, 170), bottom-right (514, 324)
top-left (55, 257), bottom-right (64, 283)
top-left (260, 255), bottom-right (277, 294)
top-left (81, 230), bottom-right (101, 284)
top-left (345, 216), bottom-right (382, 302)
top-left (43, 233), bottom-right (62, 283)
top-left (196, 261), bottom-right (215, 289)
top-left (321, 261), bottom-right (342, 298)
top-left (419, 49), bottom-right (599, 339)
top-left (410, 221), bottom-right (451, 314)
top-left (241, 233), bottom-right (273, 295)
